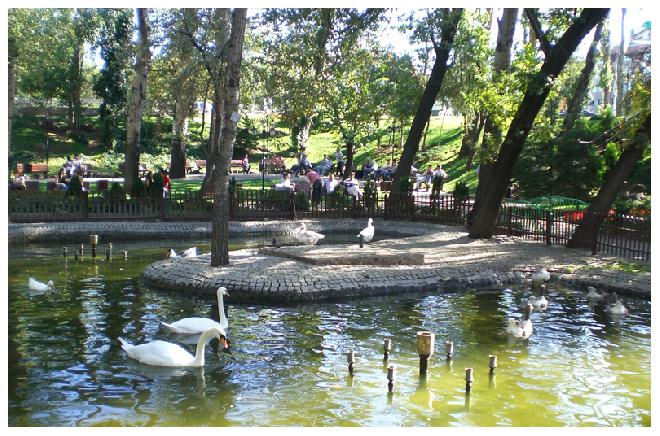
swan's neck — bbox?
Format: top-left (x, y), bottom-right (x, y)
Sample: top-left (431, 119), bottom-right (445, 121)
top-left (192, 329), bottom-right (216, 367)
top-left (217, 291), bottom-right (228, 327)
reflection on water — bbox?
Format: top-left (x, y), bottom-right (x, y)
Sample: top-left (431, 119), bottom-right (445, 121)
top-left (8, 238), bottom-right (651, 426)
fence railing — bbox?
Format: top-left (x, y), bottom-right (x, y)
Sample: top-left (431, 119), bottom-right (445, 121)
top-left (8, 188), bottom-right (650, 262)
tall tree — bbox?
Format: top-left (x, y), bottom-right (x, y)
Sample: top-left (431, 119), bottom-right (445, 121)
top-left (8, 35), bottom-right (18, 150)
top-left (615, 8), bottom-right (626, 116)
top-left (568, 72), bottom-right (650, 248)
top-left (472, 8), bottom-right (517, 186)
top-left (93, 9), bottom-right (133, 148)
top-left (562, 17), bottom-right (607, 132)
top-left (391, 8), bottom-right (463, 191)
top-left (211, 8), bottom-right (247, 267)
top-left (69, 9), bottom-right (99, 135)
top-left (124, 8), bottom-right (152, 193)
top-left (181, 8), bottom-right (231, 192)
top-left (468, 8), bottom-right (610, 238)
top-left (598, 18), bottom-right (612, 110)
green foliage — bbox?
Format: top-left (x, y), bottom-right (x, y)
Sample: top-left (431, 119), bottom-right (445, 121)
top-left (395, 176), bottom-right (413, 196)
top-left (106, 182), bottom-right (126, 200)
top-left (453, 180), bottom-right (470, 198)
top-left (92, 9), bottom-right (133, 147)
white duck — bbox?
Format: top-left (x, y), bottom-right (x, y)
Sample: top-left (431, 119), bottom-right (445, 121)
top-left (606, 292), bottom-right (628, 316)
top-left (118, 326), bottom-right (227, 367)
top-left (161, 287), bottom-right (229, 334)
top-left (168, 249), bottom-right (178, 258)
top-left (358, 218), bottom-right (375, 243)
top-left (181, 247), bottom-right (198, 258)
top-left (506, 304), bottom-right (533, 338)
top-left (531, 268), bottom-right (550, 286)
top-left (586, 286), bottom-right (606, 300)
top-left (29, 277), bottom-right (54, 292)
top-left (293, 222), bottom-right (325, 245)
top-left (528, 284), bottom-right (548, 310)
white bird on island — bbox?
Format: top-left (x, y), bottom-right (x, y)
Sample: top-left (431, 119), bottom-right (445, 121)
top-left (586, 286), bottom-right (606, 300)
top-left (168, 249), bottom-right (178, 258)
top-left (358, 218), bottom-right (375, 243)
top-left (606, 292), bottom-right (628, 316)
top-left (28, 277), bottom-right (54, 292)
top-left (528, 284), bottom-right (549, 310)
top-left (118, 327), bottom-right (228, 367)
top-left (292, 222), bottom-right (325, 245)
top-left (160, 287), bottom-right (229, 333)
top-left (531, 268), bottom-right (550, 286)
top-left (181, 247), bottom-right (198, 258)
top-left (506, 304), bottom-right (533, 338)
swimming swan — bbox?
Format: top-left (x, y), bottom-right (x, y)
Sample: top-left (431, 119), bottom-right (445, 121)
top-left (29, 277), bottom-right (54, 292)
top-left (586, 286), bottom-right (606, 300)
top-left (528, 284), bottom-right (548, 310)
top-left (506, 304), bottom-right (533, 338)
top-left (606, 292), bottom-right (628, 316)
top-left (118, 327), bottom-right (227, 367)
top-left (181, 247), bottom-right (198, 258)
top-left (160, 287), bottom-right (229, 334)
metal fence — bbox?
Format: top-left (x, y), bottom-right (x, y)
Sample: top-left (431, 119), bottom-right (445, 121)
top-left (8, 188), bottom-right (650, 262)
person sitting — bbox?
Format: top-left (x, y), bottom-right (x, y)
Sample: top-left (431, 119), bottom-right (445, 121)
top-left (314, 155), bottom-right (333, 176)
top-left (242, 154), bottom-right (251, 174)
top-left (363, 159), bottom-right (378, 179)
top-left (343, 171), bottom-right (362, 199)
top-left (66, 171), bottom-right (83, 195)
top-left (10, 174), bottom-right (27, 190)
top-left (55, 167), bottom-right (68, 190)
top-left (416, 165), bottom-right (434, 191)
top-left (272, 155), bottom-right (285, 171)
top-left (64, 156), bottom-right (74, 179)
top-left (275, 171), bottom-right (294, 192)
top-left (298, 149), bottom-right (312, 175)
top-left (323, 173), bottom-right (339, 194)
top-left (334, 147), bottom-right (345, 175)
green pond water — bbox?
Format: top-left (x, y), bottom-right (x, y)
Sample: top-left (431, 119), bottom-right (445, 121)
top-left (8, 237), bottom-right (651, 427)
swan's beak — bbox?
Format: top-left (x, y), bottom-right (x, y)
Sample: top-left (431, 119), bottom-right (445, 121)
top-left (222, 337), bottom-right (230, 349)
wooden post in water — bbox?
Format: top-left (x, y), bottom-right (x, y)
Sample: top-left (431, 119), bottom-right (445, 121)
top-left (79, 243), bottom-right (84, 256)
top-left (383, 338), bottom-right (392, 361)
top-left (387, 365), bottom-right (396, 392)
top-left (63, 247), bottom-right (68, 258)
top-left (489, 355), bottom-right (497, 374)
top-left (465, 367), bottom-right (474, 394)
top-left (347, 350), bottom-right (355, 376)
top-left (416, 331), bottom-right (435, 375)
top-left (445, 340), bottom-right (454, 360)
top-left (89, 234), bottom-right (99, 258)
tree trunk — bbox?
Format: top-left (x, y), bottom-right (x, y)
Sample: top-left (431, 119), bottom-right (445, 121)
top-left (563, 19), bottom-right (606, 131)
top-left (468, 9), bottom-right (609, 239)
top-left (392, 9), bottom-right (463, 191)
top-left (211, 8), bottom-right (247, 267)
top-left (200, 83), bottom-right (210, 137)
top-left (615, 8), bottom-right (626, 116)
top-left (465, 113), bottom-right (486, 170)
top-left (124, 8), bottom-right (151, 194)
top-left (170, 98), bottom-right (189, 178)
top-left (568, 114), bottom-right (650, 248)
top-left (343, 138), bottom-right (355, 179)
top-left (70, 42), bottom-right (82, 135)
top-left (8, 36), bottom-right (17, 150)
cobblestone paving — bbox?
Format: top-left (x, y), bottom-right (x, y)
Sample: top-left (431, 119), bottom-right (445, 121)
top-left (9, 219), bottom-right (649, 301)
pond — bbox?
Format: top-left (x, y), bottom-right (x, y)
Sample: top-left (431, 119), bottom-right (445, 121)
top-left (8, 237), bottom-right (651, 426)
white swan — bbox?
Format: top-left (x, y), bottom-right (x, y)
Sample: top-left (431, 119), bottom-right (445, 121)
top-left (586, 286), bottom-right (605, 300)
top-left (161, 287), bottom-right (229, 334)
top-left (506, 304), bottom-right (533, 338)
top-left (358, 218), bottom-right (374, 243)
top-left (531, 268), bottom-right (550, 285)
top-left (168, 249), bottom-right (178, 258)
top-left (29, 277), bottom-right (54, 292)
top-left (292, 222), bottom-right (325, 245)
top-left (118, 326), bottom-right (227, 367)
top-left (181, 247), bottom-right (198, 258)
top-left (528, 284), bottom-right (548, 310)
top-left (606, 292), bottom-right (628, 316)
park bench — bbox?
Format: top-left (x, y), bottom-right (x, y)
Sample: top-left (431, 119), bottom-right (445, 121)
top-left (25, 180), bottom-right (41, 191)
top-left (380, 180), bottom-right (392, 192)
top-left (25, 163), bottom-right (49, 178)
top-left (187, 160), bottom-right (207, 174)
top-left (230, 160), bottom-right (244, 174)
